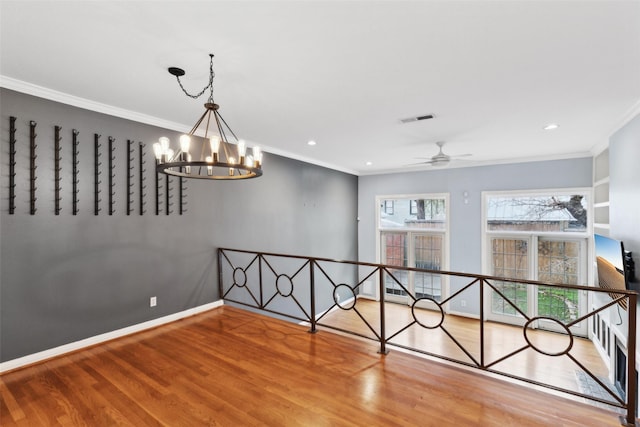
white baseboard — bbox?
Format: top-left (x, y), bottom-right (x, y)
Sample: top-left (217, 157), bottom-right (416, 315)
top-left (446, 309), bottom-right (480, 320)
top-left (0, 300), bottom-right (224, 373)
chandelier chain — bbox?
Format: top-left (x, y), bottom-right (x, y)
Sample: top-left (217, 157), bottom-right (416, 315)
top-left (174, 54), bottom-right (216, 101)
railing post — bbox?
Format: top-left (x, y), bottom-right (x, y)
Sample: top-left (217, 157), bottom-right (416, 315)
top-left (218, 249), bottom-right (223, 301)
top-left (378, 267), bottom-right (389, 354)
top-left (258, 254), bottom-right (264, 308)
top-left (480, 278), bottom-right (485, 368)
top-left (625, 292), bottom-right (637, 426)
top-left (308, 259), bottom-right (317, 334)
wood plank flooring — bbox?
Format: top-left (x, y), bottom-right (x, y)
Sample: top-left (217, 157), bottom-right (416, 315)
top-left (319, 299), bottom-right (610, 394)
top-left (0, 305), bottom-right (626, 426)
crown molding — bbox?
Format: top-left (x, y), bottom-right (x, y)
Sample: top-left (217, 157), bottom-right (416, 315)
top-left (0, 75), bottom-right (358, 175)
top-left (0, 75), bottom-right (191, 133)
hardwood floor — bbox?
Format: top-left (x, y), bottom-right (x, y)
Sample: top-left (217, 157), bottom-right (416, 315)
top-left (0, 305), bottom-right (626, 426)
top-left (319, 299), bottom-right (610, 394)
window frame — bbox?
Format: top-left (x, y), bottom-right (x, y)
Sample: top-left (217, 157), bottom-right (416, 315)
top-left (481, 188), bottom-right (592, 334)
top-left (375, 193), bottom-right (450, 304)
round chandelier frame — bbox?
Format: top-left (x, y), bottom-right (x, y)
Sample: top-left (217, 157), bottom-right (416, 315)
top-left (153, 54), bottom-right (263, 180)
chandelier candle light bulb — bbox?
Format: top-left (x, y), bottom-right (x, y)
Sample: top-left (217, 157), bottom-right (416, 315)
top-left (210, 135), bottom-right (221, 162)
top-left (179, 135), bottom-right (191, 160)
top-left (154, 53), bottom-right (263, 180)
top-left (206, 156), bottom-right (213, 176)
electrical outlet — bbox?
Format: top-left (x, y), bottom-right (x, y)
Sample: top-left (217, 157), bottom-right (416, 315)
top-left (150, 296), bottom-right (157, 307)
top-left (461, 300), bottom-right (466, 307)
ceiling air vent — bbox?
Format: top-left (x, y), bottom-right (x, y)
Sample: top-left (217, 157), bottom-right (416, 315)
top-left (400, 114), bottom-right (435, 124)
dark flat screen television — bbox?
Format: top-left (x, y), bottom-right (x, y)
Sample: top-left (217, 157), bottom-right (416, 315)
top-left (595, 234), bottom-right (628, 309)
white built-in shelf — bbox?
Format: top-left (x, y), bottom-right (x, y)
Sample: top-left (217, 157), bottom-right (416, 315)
top-left (593, 148), bottom-right (610, 233)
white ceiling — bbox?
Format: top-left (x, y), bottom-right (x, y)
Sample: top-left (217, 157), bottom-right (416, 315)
top-left (2, 1), bottom-right (639, 175)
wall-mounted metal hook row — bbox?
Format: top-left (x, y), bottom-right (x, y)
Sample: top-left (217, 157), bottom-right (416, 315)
top-left (72, 129), bottom-right (80, 215)
top-left (54, 125), bottom-right (62, 215)
top-left (29, 120), bottom-right (38, 215)
top-left (139, 142), bottom-right (147, 215)
top-left (94, 133), bottom-right (102, 215)
top-left (179, 177), bottom-right (187, 215)
top-left (127, 139), bottom-right (135, 216)
top-left (155, 159), bottom-right (161, 216)
top-left (9, 116), bottom-right (17, 214)
top-left (108, 136), bottom-right (116, 215)
top-left (164, 174), bottom-right (171, 215)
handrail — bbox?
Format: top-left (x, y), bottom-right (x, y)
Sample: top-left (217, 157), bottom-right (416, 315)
top-left (218, 247), bottom-right (638, 426)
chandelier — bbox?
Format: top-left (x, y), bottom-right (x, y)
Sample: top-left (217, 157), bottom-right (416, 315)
top-left (153, 54), bottom-right (262, 180)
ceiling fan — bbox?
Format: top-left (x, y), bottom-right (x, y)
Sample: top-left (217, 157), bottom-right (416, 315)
top-left (414, 141), bottom-right (472, 167)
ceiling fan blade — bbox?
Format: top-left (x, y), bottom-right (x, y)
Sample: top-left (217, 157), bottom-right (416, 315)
top-left (405, 160), bottom-right (436, 166)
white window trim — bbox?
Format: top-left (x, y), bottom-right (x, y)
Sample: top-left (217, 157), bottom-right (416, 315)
top-left (374, 193), bottom-right (450, 302)
top-left (480, 187), bottom-right (593, 335)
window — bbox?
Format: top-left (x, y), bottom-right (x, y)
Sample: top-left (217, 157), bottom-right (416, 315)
top-left (378, 195), bottom-right (449, 303)
top-left (483, 189), bottom-right (590, 335)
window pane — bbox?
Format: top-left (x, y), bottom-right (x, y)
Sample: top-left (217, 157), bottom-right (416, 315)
top-left (537, 240), bottom-right (581, 323)
top-left (382, 232), bottom-right (408, 296)
top-left (486, 194), bottom-right (587, 232)
top-left (414, 235), bottom-right (443, 301)
top-left (491, 238), bottom-right (529, 317)
top-left (380, 198), bottom-right (446, 229)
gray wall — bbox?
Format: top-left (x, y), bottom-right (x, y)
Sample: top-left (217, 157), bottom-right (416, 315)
top-left (610, 112), bottom-right (640, 289)
top-left (358, 157), bottom-right (593, 314)
top-left (0, 89), bottom-right (358, 362)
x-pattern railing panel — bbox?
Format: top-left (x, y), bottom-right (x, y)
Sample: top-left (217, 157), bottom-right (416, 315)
top-left (218, 248), bottom-right (637, 425)
top-left (314, 261), bottom-right (382, 341)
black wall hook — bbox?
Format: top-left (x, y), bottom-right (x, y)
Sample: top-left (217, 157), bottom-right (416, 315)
top-left (54, 125), bottom-right (62, 215)
top-left (139, 142), bottom-right (146, 215)
top-left (72, 130), bottom-right (80, 215)
top-left (127, 139), bottom-right (135, 215)
top-left (179, 176), bottom-right (187, 215)
top-left (29, 120), bottom-right (38, 215)
top-left (108, 136), bottom-right (116, 215)
top-left (9, 116), bottom-right (17, 214)
top-left (94, 134), bottom-right (102, 215)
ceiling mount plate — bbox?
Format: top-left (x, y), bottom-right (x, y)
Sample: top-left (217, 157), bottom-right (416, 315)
top-left (168, 67), bottom-right (185, 77)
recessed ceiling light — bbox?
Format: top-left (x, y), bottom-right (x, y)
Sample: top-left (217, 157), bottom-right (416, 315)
top-left (543, 123), bottom-right (559, 130)
top-left (307, 140), bottom-right (316, 146)
top-left (365, 161), bottom-right (373, 166)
